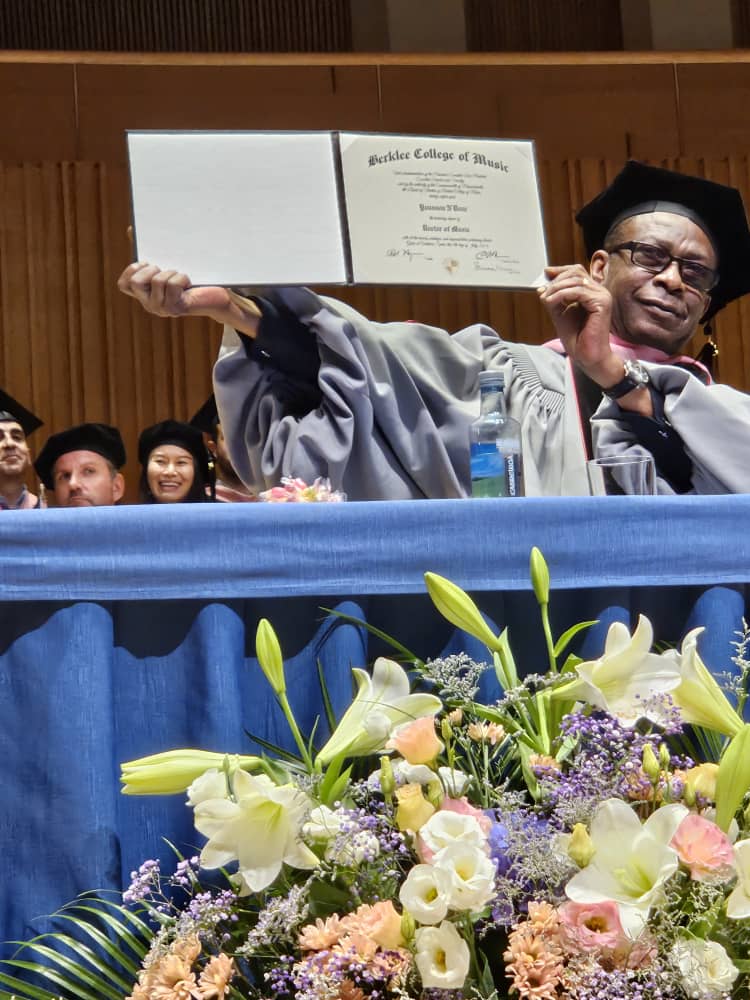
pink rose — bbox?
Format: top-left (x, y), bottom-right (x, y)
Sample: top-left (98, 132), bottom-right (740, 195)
top-left (558, 900), bottom-right (628, 955)
top-left (671, 813), bottom-right (735, 881)
top-left (386, 716), bottom-right (443, 765)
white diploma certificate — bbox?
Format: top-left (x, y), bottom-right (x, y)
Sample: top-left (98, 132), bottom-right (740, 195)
top-left (127, 130), bottom-right (547, 288)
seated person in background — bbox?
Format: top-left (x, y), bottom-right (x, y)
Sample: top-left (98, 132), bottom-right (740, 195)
top-left (117, 161), bottom-right (750, 498)
top-left (35, 423), bottom-right (126, 508)
top-left (0, 389), bottom-right (45, 509)
top-left (138, 419), bottom-right (215, 504)
top-left (190, 394), bottom-right (258, 503)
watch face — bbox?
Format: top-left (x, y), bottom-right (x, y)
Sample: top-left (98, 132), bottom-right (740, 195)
top-left (623, 360), bottom-right (650, 386)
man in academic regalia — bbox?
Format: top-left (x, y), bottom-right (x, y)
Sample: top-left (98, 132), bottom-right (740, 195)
top-left (0, 389), bottom-right (45, 510)
top-left (35, 423), bottom-right (127, 508)
top-left (116, 161), bottom-right (750, 497)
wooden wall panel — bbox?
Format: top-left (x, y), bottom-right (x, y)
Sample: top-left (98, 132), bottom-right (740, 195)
top-left (76, 64), bottom-right (382, 162)
top-left (377, 63), bottom-right (680, 160)
top-left (0, 0), bottom-right (352, 53)
top-left (0, 64), bottom-right (77, 161)
top-left (464, 0), bottom-right (624, 52)
top-left (676, 63), bottom-right (750, 155)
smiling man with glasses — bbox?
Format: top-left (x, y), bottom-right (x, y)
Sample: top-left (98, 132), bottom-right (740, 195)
top-left (119, 160), bottom-right (750, 497)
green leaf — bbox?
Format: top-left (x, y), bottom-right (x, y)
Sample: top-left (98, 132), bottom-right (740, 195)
top-left (319, 607), bottom-right (423, 666)
top-left (553, 620), bottom-right (597, 659)
top-left (0, 971), bottom-right (62, 1000)
top-left (316, 658), bottom-right (338, 735)
top-left (715, 723), bottom-right (750, 831)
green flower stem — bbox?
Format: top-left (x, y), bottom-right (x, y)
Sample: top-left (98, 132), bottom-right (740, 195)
top-left (277, 691), bottom-right (314, 772)
top-left (539, 602), bottom-right (557, 675)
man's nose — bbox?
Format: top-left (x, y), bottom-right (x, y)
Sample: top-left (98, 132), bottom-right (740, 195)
top-left (654, 260), bottom-right (684, 290)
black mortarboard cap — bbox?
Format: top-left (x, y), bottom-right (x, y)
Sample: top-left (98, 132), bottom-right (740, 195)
top-left (35, 423), bottom-right (126, 489)
top-left (188, 394), bottom-right (220, 436)
top-left (0, 388), bottom-right (43, 436)
top-left (138, 419), bottom-right (211, 480)
top-left (576, 160), bottom-right (750, 321)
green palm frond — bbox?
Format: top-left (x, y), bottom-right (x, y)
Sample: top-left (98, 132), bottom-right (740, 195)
top-left (1, 893), bottom-right (153, 1000)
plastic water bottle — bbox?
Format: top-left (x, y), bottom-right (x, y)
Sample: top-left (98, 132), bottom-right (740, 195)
top-left (469, 371), bottom-right (524, 497)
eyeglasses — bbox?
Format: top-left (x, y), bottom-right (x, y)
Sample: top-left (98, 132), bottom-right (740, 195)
top-left (606, 241), bottom-right (718, 294)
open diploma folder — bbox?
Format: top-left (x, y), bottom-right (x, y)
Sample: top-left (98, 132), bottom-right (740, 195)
top-left (127, 131), bottom-right (548, 288)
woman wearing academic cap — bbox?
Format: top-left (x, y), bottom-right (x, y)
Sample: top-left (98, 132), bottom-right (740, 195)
top-left (138, 420), bottom-right (215, 504)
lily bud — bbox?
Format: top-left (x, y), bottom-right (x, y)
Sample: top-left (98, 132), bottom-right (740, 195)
top-left (440, 717), bottom-right (453, 742)
top-left (715, 724), bottom-right (750, 832)
top-left (659, 743), bottom-right (671, 769)
top-left (425, 778), bottom-right (444, 810)
top-left (567, 822), bottom-right (595, 868)
top-left (642, 744), bottom-right (660, 783)
top-left (121, 749), bottom-right (261, 796)
top-left (529, 547), bottom-right (550, 607)
top-left (256, 618), bottom-right (286, 695)
top-left (424, 572), bottom-right (501, 652)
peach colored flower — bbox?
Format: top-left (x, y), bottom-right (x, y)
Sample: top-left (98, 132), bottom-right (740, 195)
top-left (467, 721), bottom-right (506, 745)
top-left (340, 901), bottom-right (404, 950)
top-left (298, 914), bottom-right (345, 951)
top-left (171, 935), bottom-right (201, 965)
top-left (335, 931), bottom-right (379, 960)
top-left (671, 813), bottom-right (735, 881)
top-left (527, 901), bottom-right (560, 931)
top-left (439, 796), bottom-right (493, 836)
top-left (387, 716), bottom-right (443, 765)
top-left (194, 953), bottom-right (236, 999)
top-left (529, 753), bottom-right (561, 774)
top-left (147, 953), bottom-right (198, 1000)
top-left (558, 900), bottom-right (628, 955)
top-left (448, 708), bottom-right (463, 724)
top-left (504, 915), bottom-right (564, 1000)
top-left (395, 783), bottom-right (436, 832)
top-left (682, 762), bottom-right (720, 802)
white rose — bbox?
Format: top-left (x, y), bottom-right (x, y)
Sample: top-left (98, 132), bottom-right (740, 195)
top-left (433, 843), bottom-right (496, 911)
top-left (399, 864), bottom-right (451, 925)
top-left (415, 920), bottom-right (470, 989)
top-left (419, 811), bottom-right (487, 857)
top-left (671, 937), bottom-right (739, 999)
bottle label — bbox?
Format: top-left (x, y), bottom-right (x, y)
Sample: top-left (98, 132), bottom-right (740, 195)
top-left (470, 444), bottom-right (522, 498)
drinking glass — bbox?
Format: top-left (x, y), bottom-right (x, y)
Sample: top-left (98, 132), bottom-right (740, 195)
top-left (587, 454), bottom-right (657, 496)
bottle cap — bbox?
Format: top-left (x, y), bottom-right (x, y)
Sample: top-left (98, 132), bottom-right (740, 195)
top-left (478, 370), bottom-right (504, 388)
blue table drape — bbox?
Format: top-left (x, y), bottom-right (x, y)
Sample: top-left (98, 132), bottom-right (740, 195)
top-left (1, 495), bottom-right (748, 951)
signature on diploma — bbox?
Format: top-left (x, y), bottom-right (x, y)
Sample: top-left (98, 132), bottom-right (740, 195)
top-left (386, 248), bottom-right (428, 262)
top-left (474, 249), bottom-right (502, 272)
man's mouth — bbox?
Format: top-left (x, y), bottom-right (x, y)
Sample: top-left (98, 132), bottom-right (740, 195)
top-left (638, 298), bottom-right (682, 318)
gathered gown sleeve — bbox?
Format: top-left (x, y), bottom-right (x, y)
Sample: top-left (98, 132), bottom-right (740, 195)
top-left (213, 287), bottom-right (589, 500)
top-left (592, 364), bottom-right (750, 494)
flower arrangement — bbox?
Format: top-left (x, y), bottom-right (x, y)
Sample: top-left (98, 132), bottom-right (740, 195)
top-left (258, 477), bottom-right (346, 503)
top-left (4, 550), bottom-right (750, 1000)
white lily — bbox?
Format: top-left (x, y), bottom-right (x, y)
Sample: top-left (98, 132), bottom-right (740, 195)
top-left (193, 770), bottom-right (318, 892)
top-left (551, 615), bottom-right (682, 726)
top-left (670, 628), bottom-right (743, 737)
top-left (727, 838), bottom-right (750, 919)
top-left (565, 798), bottom-right (688, 937)
top-left (316, 657), bottom-right (442, 764)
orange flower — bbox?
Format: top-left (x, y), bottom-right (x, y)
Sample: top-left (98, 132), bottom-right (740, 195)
top-left (339, 901), bottom-right (404, 950)
top-left (298, 914), bottom-right (345, 951)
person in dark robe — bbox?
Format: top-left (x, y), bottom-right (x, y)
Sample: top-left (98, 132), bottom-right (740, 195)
top-left (138, 419), bottom-right (215, 504)
top-left (0, 389), bottom-right (45, 510)
top-left (116, 161), bottom-right (750, 497)
top-left (35, 423), bottom-right (127, 508)
top-left (189, 395), bottom-right (257, 503)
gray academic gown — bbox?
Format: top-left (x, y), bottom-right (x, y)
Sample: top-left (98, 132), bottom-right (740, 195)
top-left (213, 287), bottom-right (750, 499)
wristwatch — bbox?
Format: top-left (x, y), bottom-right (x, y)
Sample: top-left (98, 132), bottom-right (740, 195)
top-left (601, 359), bottom-right (651, 400)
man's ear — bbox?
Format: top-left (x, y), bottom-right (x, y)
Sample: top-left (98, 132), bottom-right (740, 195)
top-left (112, 473), bottom-right (126, 504)
top-left (589, 250), bottom-right (610, 284)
